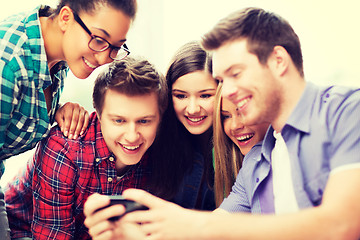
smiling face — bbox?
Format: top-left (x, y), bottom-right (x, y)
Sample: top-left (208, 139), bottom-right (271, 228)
top-left (98, 89), bottom-right (160, 172)
top-left (213, 39), bottom-right (282, 127)
top-left (172, 70), bottom-right (217, 135)
top-left (221, 97), bottom-right (269, 155)
top-left (61, 5), bottom-right (131, 79)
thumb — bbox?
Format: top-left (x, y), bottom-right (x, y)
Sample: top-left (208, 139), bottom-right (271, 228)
top-left (122, 188), bottom-right (168, 209)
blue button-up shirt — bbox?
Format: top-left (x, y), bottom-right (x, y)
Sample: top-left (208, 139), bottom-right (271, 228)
top-left (220, 82), bottom-right (360, 213)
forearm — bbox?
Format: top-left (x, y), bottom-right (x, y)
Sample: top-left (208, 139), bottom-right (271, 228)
top-left (199, 207), bottom-right (357, 240)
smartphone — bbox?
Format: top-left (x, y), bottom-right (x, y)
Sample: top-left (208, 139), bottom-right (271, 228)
top-left (95, 195), bottom-right (149, 221)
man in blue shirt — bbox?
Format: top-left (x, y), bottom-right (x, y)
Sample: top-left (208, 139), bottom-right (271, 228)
top-left (83, 7), bottom-right (360, 240)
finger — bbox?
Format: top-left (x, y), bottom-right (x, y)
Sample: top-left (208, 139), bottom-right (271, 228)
top-left (122, 189), bottom-right (169, 209)
top-left (72, 107), bottom-right (87, 139)
top-left (84, 193), bottom-right (110, 218)
top-left (88, 218), bottom-right (116, 239)
top-left (80, 111), bottom-right (90, 136)
top-left (67, 106), bottom-right (80, 140)
top-left (60, 105), bottom-right (73, 138)
top-left (84, 196), bottom-right (126, 229)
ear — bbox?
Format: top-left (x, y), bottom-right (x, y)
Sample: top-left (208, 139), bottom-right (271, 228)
top-left (58, 6), bottom-right (73, 32)
top-left (268, 45), bottom-right (289, 77)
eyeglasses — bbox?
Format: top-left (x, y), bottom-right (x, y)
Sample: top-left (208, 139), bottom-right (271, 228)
top-left (73, 12), bottom-right (130, 60)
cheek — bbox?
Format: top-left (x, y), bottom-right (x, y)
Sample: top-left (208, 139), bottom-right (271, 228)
top-left (201, 99), bottom-right (215, 116)
top-left (172, 99), bottom-right (184, 117)
top-left (223, 121), bottom-right (232, 139)
top-left (143, 126), bottom-right (158, 144)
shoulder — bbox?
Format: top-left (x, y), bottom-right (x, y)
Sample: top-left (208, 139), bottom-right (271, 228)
top-left (0, 7), bottom-right (42, 65)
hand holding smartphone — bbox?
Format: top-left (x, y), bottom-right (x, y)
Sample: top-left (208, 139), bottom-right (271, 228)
top-left (95, 195), bottom-right (149, 221)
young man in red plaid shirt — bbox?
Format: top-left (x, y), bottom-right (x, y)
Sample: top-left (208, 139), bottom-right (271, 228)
top-left (3, 56), bottom-right (168, 240)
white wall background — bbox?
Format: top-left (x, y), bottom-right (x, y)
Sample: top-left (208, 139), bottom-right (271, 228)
top-left (1, 0), bottom-right (360, 186)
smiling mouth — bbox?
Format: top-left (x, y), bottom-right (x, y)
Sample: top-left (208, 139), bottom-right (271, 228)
top-left (236, 97), bottom-right (251, 110)
top-left (120, 143), bottom-right (141, 151)
top-left (83, 57), bottom-right (97, 69)
top-left (236, 133), bottom-right (254, 142)
top-left (186, 116), bottom-right (206, 123)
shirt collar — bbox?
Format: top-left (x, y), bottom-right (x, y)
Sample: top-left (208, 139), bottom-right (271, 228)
top-left (284, 82), bottom-right (319, 134)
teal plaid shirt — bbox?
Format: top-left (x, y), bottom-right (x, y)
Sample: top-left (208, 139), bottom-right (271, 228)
top-left (0, 6), bottom-right (67, 177)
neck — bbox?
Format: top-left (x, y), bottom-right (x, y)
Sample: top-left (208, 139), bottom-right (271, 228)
top-left (272, 75), bottom-right (306, 132)
top-left (194, 127), bottom-right (213, 156)
top-left (40, 16), bottom-right (64, 70)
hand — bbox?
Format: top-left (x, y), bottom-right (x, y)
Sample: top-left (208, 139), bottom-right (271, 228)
top-left (84, 194), bottom-right (146, 240)
top-left (55, 102), bottom-right (89, 139)
top-left (121, 189), bottom-right (208, 240)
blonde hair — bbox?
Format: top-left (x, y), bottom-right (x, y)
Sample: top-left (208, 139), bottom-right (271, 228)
top-left (213, 84), bottom-right (243, 207)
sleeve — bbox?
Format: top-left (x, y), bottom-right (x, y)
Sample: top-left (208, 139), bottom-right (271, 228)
top-left (31, 132), bottom-right (77, 240)
top-left (0, 60), bottom-right (19, 148)
top-left (329, 89), bottom-right (360, 170)
top-left (4, 155), bottom-right (35, 239)
top-left (219, 169), bottom-right (251, 213)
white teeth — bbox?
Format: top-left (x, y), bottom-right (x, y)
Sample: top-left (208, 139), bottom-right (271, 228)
top-left (84, 58), bottom-right (97, 69)
top-left (187, 116), bottom-right (206, 122)
top-left (236, 134), bottom-right (254, 141)
top-left (237, 97), bottom-right (250, 108)
top-left (121, 144), bottom-right (140, 150)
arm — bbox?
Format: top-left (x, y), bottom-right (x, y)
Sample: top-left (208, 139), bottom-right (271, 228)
top-left (55, 102), bottom-right (90, 139)
top-left (31, 132), bottom-right (78, 240)
top-left (0, 64), bottom-right (18, 150)
top-left (120, 170), bottom-right (360, 240)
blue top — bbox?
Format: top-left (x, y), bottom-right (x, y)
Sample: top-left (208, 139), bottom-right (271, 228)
top-left (172, 150), bottom-right (216, 210)
top-left (220, 82), bottom-right (360, 213)
top-left (0, 6), bottom-right (67, 177)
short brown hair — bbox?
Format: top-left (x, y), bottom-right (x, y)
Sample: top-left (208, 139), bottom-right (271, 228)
top-left (93, 56), bottom-right (167, 116)
top-left (201, 7), bottom-right (304, 77)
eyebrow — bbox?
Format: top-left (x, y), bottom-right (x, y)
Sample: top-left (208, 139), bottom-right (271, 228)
top-left (215, 64), bottom-right (244, 79)
top-left (221, 110), bottom-right (230, 114)
top-left (93, 27), bottom-right (127, 43)
top-left (113, 114), bottom-right (157, 119)
top-left (172, 88), bottom-right (216, 93)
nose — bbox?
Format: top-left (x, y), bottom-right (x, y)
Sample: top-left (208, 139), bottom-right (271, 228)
top-left (186, 97), bottom-right (201, 115)
top-left (231, 115), bottom-right (244, 132)
top-left (124, 123), bottom-right (140, 143)
top-left (221, 79), bottom-right (238, 103)
top-left (94, 49), bottom-right (113, 66)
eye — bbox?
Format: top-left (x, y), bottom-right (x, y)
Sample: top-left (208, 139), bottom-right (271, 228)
top-left (173, 93), bottom-right (187, 99)
top-left (232, 72), bottom-right (241, 78)
top-left (221, 113), bottom-right (231, 121)
top-left (114, 119), bottom-right (125, 124)
top-left (91, 36), bottom-right (108, 50)
top-left (200, 94), bottom-right (213, 99)
top-left (138, 119), bottom-right (151, 124)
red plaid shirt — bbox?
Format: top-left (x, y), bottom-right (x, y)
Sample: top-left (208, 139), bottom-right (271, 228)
top-left (4, 112), bottom-right (151, 240)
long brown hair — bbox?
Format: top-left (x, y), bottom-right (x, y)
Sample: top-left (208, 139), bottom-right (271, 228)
top-left (213, 84), bottom-right (242, 207)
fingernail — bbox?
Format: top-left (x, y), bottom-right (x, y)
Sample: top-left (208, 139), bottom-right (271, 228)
top-left (69, 134), bottom-right (73, 139)
top-left (64, 131), bottom-right (68, 137)
top-left (74, 134), bottom-right (78, 139)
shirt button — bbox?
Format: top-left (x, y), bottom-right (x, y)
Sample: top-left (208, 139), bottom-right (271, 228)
top-left (109, 157), bottom-right (114, 162)
top-left (108, 177), bottom-right (113, 182)
top-left (256, 178), bottom-right (259, 183)
top-left (95, 158), bottom-right (101, 163)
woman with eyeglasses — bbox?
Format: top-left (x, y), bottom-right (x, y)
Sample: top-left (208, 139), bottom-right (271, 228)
top-left (0, 0), bottom-right (136, 239)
